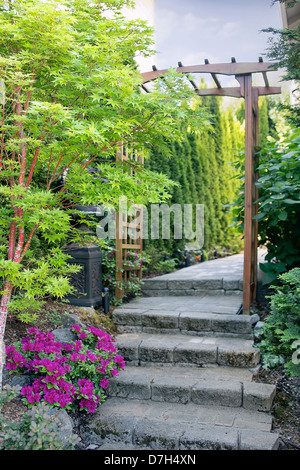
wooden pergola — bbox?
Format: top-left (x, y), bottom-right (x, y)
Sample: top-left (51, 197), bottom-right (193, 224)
top-left (139, 58), bottom-right (281, 314)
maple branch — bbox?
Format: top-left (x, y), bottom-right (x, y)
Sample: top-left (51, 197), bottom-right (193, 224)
top-left (13, 208), bottom-right (25, 263)
top-left (19, 224), bottom-right (38, 263)
top-left (25, 118), bottom-right (50, 188)
top-left (49, 143), bottom-right (92, 185)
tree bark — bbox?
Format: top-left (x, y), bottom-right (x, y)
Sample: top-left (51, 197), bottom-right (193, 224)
top-left (0, 281), bottom-right (12, 391)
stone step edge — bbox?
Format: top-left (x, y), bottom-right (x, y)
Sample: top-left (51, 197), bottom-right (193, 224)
top-left (116, 333), bottom-right (261, 368)
top-left (142, 289), bottom-right (241, 297)
top-left (107, 369), bottom-right (276, 412)
top-left (116, 326), bottom-right (253, 340)
top-left (95, 421), bottom-right (279, 451)
top-left (112, 310), bottom-right (254, 338)
top-left (89, 398), bottom-right (279, 451)
top-left (142, 279), bottom-right (243, 291)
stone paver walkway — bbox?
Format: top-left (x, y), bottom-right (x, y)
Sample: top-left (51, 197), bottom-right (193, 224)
top-left (150, 252), bottom-right (245, 281)
top-left (145, 249), bottom-right (267, 281)
top-left (141, 249), bottom-right (267, 297)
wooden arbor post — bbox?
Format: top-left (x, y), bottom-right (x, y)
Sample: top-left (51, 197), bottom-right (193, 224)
top-left (235, 74), bottom-right (260, 314)
top-left (141, 59), bottom-right (281, 314)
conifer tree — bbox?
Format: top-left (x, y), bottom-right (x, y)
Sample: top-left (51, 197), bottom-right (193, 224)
top-left (146, 91), bottom-right (246, 259)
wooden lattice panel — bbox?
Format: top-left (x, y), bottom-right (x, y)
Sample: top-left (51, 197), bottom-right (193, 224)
top-left (115, 144), bottom-right (144, 301)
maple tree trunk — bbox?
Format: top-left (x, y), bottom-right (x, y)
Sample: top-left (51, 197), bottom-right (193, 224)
top-left (0, 281), bottom-right (12, 391)
top-left (0, 209), bottom-right (24, 390)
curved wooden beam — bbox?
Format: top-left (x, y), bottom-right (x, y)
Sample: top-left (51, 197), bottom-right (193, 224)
top-left (141, 62), bottom-right (278, 84)
top-left (195, 87), bottom-right (242, 98)
top-left (194, 86), bottom-right (281, 98)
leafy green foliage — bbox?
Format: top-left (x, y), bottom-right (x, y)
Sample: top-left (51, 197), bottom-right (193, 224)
top-left (145, 95), bottom-right (245, 259)
top-left (153, 258), bottom-right (177, 273)
top-left (256, 268), bottom-right (300, 376)
top-left (254, 128), bottom-right (300, 280)
top-left (0, 0), bottom-right (210, 323)
top-left (0, 249), bottom-right (81, 322)
top-left (230, 124), bottom-right (300, 283)
top-left (263, 0), bottom-right (300, 126)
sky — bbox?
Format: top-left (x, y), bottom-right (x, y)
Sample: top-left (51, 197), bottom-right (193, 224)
top-left (152, 0), bottom-right (283, 87)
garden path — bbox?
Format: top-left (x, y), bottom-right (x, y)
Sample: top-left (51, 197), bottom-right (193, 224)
top-left (88, 248), bottom-right (280, 451)
top-left (143, 248), bottom-right (267, 282)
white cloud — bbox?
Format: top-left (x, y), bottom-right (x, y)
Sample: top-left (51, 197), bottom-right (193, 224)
top-left (182, 13), bottom-right (206, 32)
top-left (154, 8), bottom-right (180, 43)
top-left (182, 13), bottom-right (220, 36)
top-left (182, 51), bottom-right (220, 66)
top-left (181, 15), bottom-right (239, 42)
top-left (153, 0), bottom-right (282, 84)
top-left (218, 22), bottom-right (239, 39)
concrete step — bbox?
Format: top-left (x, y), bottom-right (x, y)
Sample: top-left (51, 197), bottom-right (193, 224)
top-left (142, 277), bottom-right (243, 297)
top-left (113, 307), bottom-right (255, 339)
top-left (115, 333), bottom-right (260, 368)
top-left (108, 365), bottom-right (276, 412)
top-left (88, 397), bottom-right (279, 450)
top-left (113, 294), bottom-right (243, 315)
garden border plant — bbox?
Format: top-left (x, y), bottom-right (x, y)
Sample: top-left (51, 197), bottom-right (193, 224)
top-left (5, 324), bottom-right (125, 413)
top-left (254, 128), bottom-right (300, 281)
top-left (255, 267), bottom-right (300, 377)
top-left (0, 386), bottom-right (79, 450)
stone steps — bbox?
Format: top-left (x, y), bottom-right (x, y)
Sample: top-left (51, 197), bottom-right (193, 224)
top-left (89, 292), bottom-right (279, 450)
top-left (113, 307), bottom-right (255, 339)
top-left (112, 294), bottom-right (257, 340)
top-left (141, 277), bottom-right (243, 297)
top-left (88, 398), bottom-right (279, 450)
top-left (107, 365), bottom-right (276, 412)
top-left (115, 332), bottom-right (260, 368)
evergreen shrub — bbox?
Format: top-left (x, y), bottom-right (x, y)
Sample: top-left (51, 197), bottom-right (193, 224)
top-left (0, 387), bottom-right (79, 450)
top-left (256, 268), bottom-right (300, 376)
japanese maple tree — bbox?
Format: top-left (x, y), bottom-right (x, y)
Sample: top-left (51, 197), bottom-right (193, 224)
top-left (0, 0), bottom-right (209, 386)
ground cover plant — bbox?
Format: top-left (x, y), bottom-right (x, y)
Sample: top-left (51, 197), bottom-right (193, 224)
top-left (0, 386), bottom-right (79, 450)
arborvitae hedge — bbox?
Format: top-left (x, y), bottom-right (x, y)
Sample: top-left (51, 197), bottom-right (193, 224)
top-left (144, 93), bottom-right (272, 261)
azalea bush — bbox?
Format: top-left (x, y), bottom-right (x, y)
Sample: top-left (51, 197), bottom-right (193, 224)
top-left (5, 325), bottom-right (125, 413)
